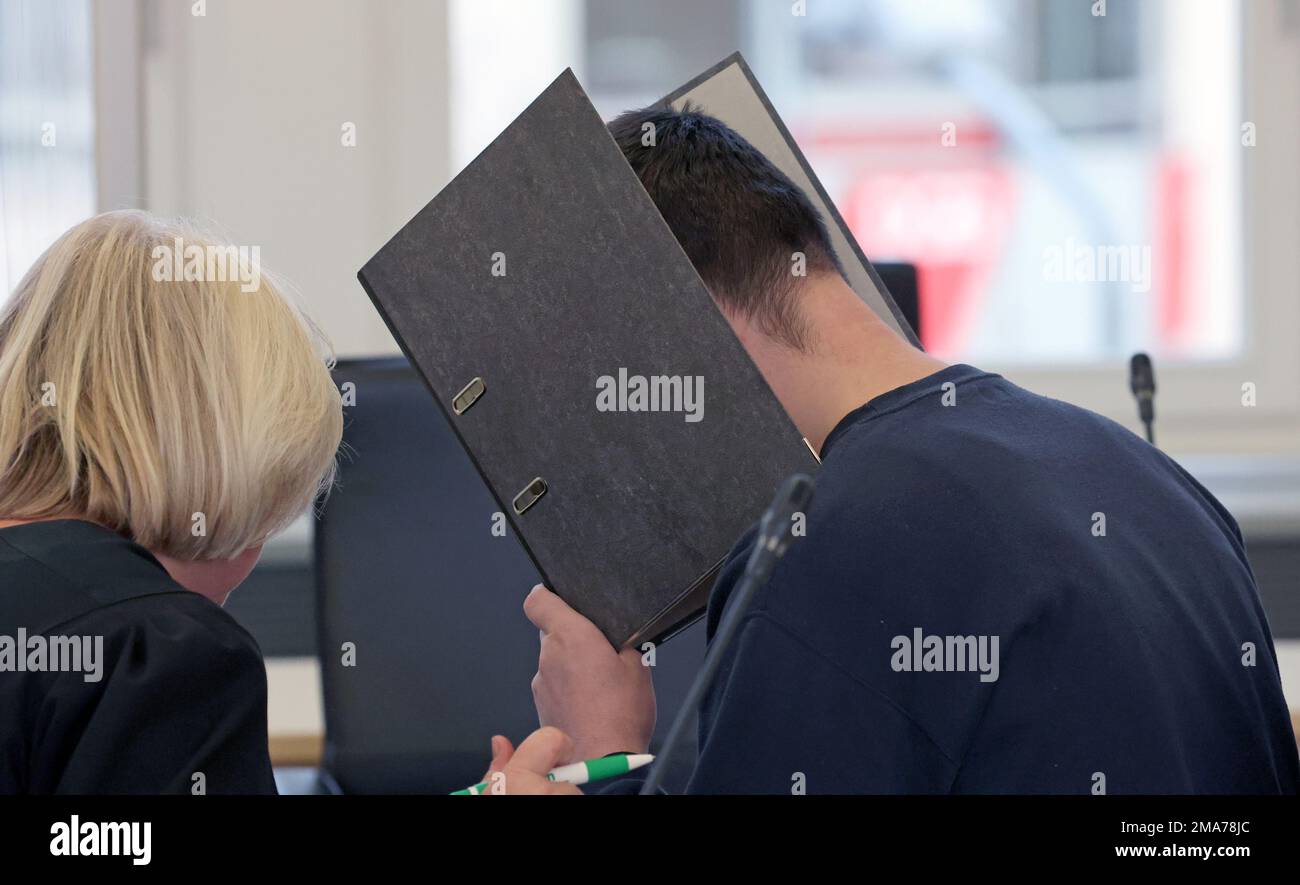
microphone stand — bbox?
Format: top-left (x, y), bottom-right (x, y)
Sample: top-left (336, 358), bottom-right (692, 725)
top-left (1129, 352), bottom-right (1157, 447)
top-left (639, 473), bottom-right (815, 795)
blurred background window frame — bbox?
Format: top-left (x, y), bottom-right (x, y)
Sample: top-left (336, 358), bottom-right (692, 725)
top-left (1003, 0), bottom-right (1300, 452)
top-left (460, 0), bottom-right (1300, 449)
top-left (0, 0), bottom-right (141, 295)
top-left (3, 0), bottom-right (1296, 459)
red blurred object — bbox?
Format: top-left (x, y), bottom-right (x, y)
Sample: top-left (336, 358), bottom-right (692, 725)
top-left (1155, 156), bottom-right (1191, 353)
top-left (806, 122), bottom-right (1014, 355)
top-left (807, 124), bottom-right (1191, 358)
top-left (844, 165), bottom-right (1015, 354)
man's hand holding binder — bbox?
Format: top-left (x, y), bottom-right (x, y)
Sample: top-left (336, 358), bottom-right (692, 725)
top-left (524, 585), bottom-right (655, 763)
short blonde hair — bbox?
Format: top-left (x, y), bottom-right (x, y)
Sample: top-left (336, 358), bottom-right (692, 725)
top-left (0, 210), bottom-right (343, 560)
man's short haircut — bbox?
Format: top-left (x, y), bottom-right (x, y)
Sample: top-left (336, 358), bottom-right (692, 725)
top-left (608, 104), bottom-right (844, 350)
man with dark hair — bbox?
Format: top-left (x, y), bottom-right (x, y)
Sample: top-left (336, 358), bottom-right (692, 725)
top-left (483, 108), bottom-right (1299, 794)
top-left (608, 105), bottom-right (843, 351)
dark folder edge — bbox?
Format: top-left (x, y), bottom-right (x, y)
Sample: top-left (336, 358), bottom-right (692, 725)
top-left (357, 263), bottom-right (712, 647)
top-left (356, 72), bottom-right (593, 646)
top-left (656, 51), bottom-right (922, 348)
top-left (624, 556), bottom-right (725, 649)
top-left (356, 69), bottom-right (756, 648)
top-left (354, 269), bottom-right (560, 612)
top-left (356, 258), bottom-right (717, 644)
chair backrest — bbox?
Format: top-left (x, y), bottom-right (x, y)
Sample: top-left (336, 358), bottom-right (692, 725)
top-left (875, 262), bottom-right (921, 341)
top-left (316, 357), bottom-right (702, 793)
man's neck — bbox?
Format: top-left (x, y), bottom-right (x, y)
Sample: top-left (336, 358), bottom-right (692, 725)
top-left (731, 275), bottom-right (949, 455)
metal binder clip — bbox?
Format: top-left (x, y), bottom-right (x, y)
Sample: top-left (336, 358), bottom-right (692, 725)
top-left (452, 377), bottom-right (486, 415)
top-left (512, 477), bottom-right (547, 515)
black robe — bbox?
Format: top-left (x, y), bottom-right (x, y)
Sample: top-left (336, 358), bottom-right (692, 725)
top-left (0, 519), bottom-right (276, 794)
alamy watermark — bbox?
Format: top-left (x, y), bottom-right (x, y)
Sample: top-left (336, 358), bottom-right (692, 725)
top-left (0, 629), bottom-right (103, 683)
top-left (50, 815), bottom-right (150, 865)
top-left (890, 627), bottom-right (1000, 683)
top-left (1042, 237), bottom-right (1151, 294)
top-left (151, 236), bottom-right (262, 293)
top-left (596, 368), bottom-right (704, 423)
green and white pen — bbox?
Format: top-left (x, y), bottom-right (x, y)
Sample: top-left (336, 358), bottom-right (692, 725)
top-left (451, 753), bottom-right (654, 795)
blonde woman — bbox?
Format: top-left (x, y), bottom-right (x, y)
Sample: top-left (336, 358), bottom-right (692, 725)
top-left (0, 211), bottom-right (344, 793)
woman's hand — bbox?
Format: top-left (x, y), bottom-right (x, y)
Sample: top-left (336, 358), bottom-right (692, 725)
top-left (477, 728), bottom-right (583, 795)
top-left (524, 585), bottom-right (656, 762)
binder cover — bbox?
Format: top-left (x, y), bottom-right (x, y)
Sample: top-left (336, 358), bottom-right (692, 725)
top-left (357, 70), bottom-right (812, 647)
top-left (659, 52), bottom-right (921, 346)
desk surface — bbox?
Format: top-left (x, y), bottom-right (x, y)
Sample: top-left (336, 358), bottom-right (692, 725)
top-left (267, 649), bottom-right (1300, 769)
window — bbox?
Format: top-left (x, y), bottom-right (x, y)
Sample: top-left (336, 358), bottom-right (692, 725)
top-left (583, 0), bottom-right (1243, 368)
top-left (0, 0), bottom-right (97, 297)
top-left (437, 0), bottom-right (1300, 447)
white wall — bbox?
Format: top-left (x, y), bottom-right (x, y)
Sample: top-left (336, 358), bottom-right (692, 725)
top-left (137, 0), bottom-right (452, 357)
top-left (447, 0), bottom-right (582, 174)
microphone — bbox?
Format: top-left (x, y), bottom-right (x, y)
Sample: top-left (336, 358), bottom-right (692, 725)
top-left (1129, 352), bottom-right (1156, 446)
top-left (639, 473), bottom-right (815, 795)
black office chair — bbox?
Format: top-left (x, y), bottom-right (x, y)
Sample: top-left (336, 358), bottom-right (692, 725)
top-left (875, 262), bottom-right (922, 342)
top-left (314, 357), bottom-right (703, 793)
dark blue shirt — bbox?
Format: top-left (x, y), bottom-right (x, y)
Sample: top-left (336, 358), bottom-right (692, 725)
top-left (685, 364), bottom-right (1298, 794)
